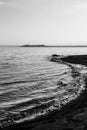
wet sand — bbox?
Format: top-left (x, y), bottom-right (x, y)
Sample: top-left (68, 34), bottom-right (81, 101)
top-left (2, 54), bottom-right (87, 130)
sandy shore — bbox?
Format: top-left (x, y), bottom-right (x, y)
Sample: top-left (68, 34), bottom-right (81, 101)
top-left (2, 54), bottom-right (87, 130)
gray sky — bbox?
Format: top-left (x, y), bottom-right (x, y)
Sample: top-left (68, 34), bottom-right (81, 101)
top-left (0, 0), bottom-right (87, 45)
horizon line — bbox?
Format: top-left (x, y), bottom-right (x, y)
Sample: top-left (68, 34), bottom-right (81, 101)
top-left (1, 45), bottom-right (87, 47)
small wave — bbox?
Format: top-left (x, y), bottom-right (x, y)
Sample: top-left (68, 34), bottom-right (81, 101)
top-left (0, 96), bottom-right (55, 109)
top-left (0, 80), bottom-right (35, 86)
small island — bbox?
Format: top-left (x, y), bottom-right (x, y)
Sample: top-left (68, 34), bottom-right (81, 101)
top-left (21, 44), bottom-right (46, 47)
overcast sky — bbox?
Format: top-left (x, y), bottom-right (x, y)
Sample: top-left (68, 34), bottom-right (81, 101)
top-left (0, 0), bottom-right (87, 45)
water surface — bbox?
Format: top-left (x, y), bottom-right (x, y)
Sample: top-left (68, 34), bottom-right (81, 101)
top-left (0, 47), bottom-right (87, 128)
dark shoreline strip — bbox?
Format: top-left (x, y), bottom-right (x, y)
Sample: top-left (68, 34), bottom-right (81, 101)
top-left (1, 54), bottom-right (87, 130)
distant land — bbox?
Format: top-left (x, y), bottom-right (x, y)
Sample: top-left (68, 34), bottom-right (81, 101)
top-left (0, 45), bottom-right (87, 47)
top-left (21, 44), bottom-right (87, 47)
top-left (21, 44), bottom-right (46, 47)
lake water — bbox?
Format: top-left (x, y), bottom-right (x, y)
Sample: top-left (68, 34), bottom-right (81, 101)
top-left (0, 47), bottom-right (87, 128)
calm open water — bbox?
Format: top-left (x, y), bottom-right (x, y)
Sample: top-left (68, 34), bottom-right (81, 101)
top-left (0, 47), bottom-right (87, 128)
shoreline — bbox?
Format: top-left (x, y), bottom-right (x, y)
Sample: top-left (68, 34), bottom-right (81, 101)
top-left (2, 54), bottom-right (87, 130)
